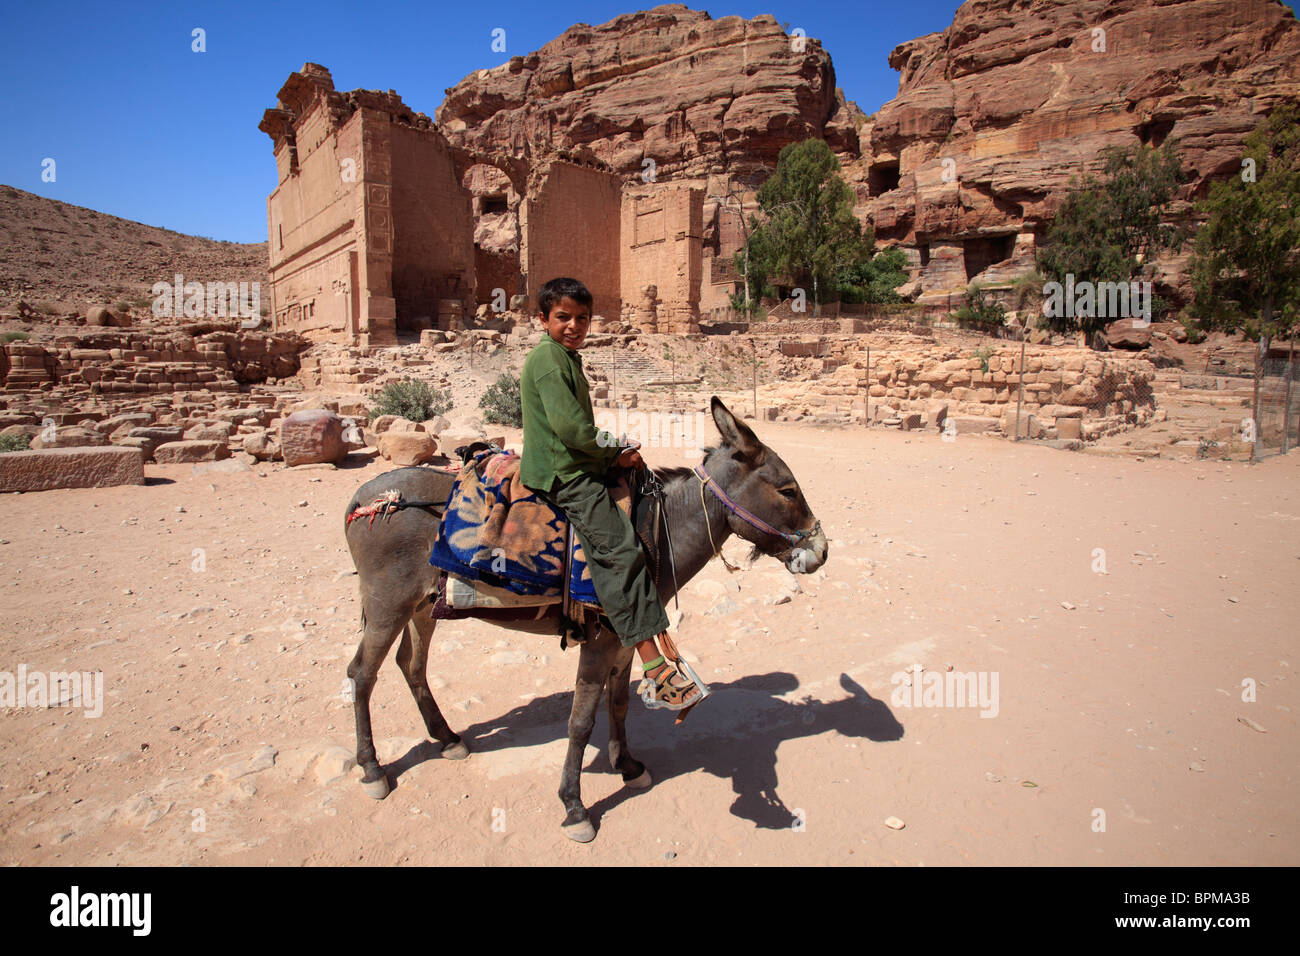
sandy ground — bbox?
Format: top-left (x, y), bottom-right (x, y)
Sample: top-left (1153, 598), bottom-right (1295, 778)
top-left (1, 419), bottom-right (1297, 866)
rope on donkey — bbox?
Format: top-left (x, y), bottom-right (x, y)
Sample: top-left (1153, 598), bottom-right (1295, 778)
top-left (346, 489), bottom-right (443, 529)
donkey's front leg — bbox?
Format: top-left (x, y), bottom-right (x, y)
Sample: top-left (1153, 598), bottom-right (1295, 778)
top-left (559, 632), bottom-right (614, 843)
top-left (607, 641), bottom-right (652, 790)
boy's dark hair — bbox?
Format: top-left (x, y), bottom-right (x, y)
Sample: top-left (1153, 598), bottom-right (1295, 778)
top-left (537, 277), bottom-right (593, 318)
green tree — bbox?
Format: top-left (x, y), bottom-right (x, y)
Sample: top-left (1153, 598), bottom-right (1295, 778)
top-left (1187, 102), bottom-right (1300, 352)
top-left (732, 219), bottom-right (777, 315)
top-left (741, 139), bottom-right (872, 314)
top-left (837, 247), bottom-right (909, 304)
top-left (1036, 141), bottom-right (1187, 336)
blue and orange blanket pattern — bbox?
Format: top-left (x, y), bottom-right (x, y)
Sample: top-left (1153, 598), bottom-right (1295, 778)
top-left (428, 448), bottom-right (600, 605)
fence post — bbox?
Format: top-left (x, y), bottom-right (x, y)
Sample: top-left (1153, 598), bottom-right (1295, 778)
top-left (1015, 332), bottom-right (1026, 441)
top-left (1251, 339), bottom-right (1264, 464)
top-left (865, 345), bottom-right (871, 426)
top-left (1284, 338), bottom-right (1295, 455)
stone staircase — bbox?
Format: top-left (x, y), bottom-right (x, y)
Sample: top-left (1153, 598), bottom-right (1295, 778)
top-left (581, 351), bottom-right (671, 389)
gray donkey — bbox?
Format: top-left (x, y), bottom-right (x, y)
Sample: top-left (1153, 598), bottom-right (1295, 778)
top-left (342, 396), bottom-right (828, 842)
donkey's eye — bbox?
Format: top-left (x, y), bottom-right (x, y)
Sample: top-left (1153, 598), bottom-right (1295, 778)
top-left (779, 487), bottom-right (798, 500)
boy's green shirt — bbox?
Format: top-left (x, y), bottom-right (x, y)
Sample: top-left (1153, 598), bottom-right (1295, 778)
top-left (520, 333), bottom-right (622, 493)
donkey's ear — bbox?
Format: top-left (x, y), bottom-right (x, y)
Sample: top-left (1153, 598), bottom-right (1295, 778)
top-left (710, 396), bottom-right (765, 463)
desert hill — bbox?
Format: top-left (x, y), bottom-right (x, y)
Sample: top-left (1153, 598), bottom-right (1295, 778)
top-left (0, 184), bottom-right (267, 316)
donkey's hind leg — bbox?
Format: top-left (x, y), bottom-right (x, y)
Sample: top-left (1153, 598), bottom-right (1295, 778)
top-left (396, 602), bottom-right (468, 760)
top-left (347, 607), bottom-right (410, 800)
top-left (606, 636), bottom-right (651, 790)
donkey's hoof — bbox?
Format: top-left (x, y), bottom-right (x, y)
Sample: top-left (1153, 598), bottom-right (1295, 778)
top-left (441, 740), bottom-right (470, 760)
top-left (362, 775), bottom-right (391, 800)
top-left (626, 769), bottom-right (653, 790)
top-left (562, 818), bottom-right (597, 843)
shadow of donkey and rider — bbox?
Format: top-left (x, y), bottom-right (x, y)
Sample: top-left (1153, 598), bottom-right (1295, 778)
top-left (385, 670), bottom-right (904, 830)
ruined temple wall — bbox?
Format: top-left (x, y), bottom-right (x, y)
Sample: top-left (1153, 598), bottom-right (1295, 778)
top-left (388, 123), bottom-right (475, 330)
top-left (266, 112), bottom-right (364, 343)
top-left (475, 247), bottom-right (519, 307)
top-left (521, 163), bottom-right (621, 318)
top-left (620, 183), bottom-right (702, 332)
top-left (761, 344), bottom-right (1157, 439)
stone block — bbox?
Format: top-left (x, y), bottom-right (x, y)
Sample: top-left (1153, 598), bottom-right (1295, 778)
top-left (1055, 417), bottom-right (1083, 440)
top-left (378, 431), bottom-right (438, 466)
top-left (0, 446), bottom-right (145, 492)
top-left (952, 416), bottom-right (1000, 435)
top-left (153, 440), bottom-right (230, 463)
top-left (30, 426), bottom-right (109, 449)
top-left (280, 409), bottom-right (347, 467)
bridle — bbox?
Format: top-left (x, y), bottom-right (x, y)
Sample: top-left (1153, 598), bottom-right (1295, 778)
top-left (692, 463), bottom-right (823, 557)
top-left (631, 458), bottom-right (822, 606)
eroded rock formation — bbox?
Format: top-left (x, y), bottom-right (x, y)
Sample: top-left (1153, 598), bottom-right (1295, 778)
top-left (851, 0), bottom-right (1300, 302)
top-left (436, 3), bottom-right (861, 186)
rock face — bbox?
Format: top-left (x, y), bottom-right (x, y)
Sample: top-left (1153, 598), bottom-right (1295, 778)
top-left (856, 0), bottom-right (1300, 302)
top-left (437, 4), bottom-right (861, 185)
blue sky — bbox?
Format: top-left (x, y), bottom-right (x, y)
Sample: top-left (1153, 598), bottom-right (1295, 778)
top-left (0, 0), bottom-right (968, 241)
top-left (2, 1), bottom-right (1293, 242)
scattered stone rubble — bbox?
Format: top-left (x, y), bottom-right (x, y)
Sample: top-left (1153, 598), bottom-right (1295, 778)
top-left (1, 301), bottom-right (1275, 493)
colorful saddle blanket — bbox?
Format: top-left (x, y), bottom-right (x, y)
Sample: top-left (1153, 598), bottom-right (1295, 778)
top-left (428, 448), bottom-right (631, 607)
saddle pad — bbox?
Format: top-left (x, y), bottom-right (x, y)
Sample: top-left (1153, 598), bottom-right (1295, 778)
top-left (428, 448), bottom-right (633, 607)
top-left (446, 572), bottom-right (557, 610)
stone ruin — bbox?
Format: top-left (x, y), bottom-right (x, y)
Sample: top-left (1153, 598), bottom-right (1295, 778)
top-left (6, 1), bottom-right (1295, 492)
top-left (259, 2), bottom-right (1300, 346)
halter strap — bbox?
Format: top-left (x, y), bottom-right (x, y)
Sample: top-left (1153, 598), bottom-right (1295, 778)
top-left (693, 464), bottom-right (822, 548)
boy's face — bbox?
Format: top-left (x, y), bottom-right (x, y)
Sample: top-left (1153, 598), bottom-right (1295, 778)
top-left (539, 296), bottom-right (591, 350)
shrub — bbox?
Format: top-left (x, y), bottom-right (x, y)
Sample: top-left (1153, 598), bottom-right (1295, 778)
top-left (113, 300), bottom-right (131, 313)
top-left (954, 284), bottom-right (1007, 330)
top-left (369, 379), bottom-right (451, 422)
top-left (480, 373), bottom-right (522, 427)
top-left (1, 331), bottom-right (30, 342)
top-left (0, 433), bottom-right (31, 453)
top-left (1179, 315), bottom-right (1207, 345)
top-left (974, 346), bottom-right (995, 373)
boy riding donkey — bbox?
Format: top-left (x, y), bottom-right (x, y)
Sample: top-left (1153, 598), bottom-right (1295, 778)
top-left (520, 277), bottom-right (708, 721)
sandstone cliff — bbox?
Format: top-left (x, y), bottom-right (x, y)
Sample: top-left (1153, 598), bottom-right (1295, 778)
top-left (436, 3), bottom-right (861, 185)
top-left (852, 0), bottom-right (1300, 300)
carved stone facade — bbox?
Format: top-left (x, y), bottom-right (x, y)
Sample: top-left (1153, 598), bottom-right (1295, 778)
top-left (262, 65), bottom-right (710, 345)
top-left (260, 65), bottom-right (474, 347)
top-left (620, 183), bottom-right (703, 334)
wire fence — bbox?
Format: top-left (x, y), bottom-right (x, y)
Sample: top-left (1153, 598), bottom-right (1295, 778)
top-left (1254, 348), bottom-right (1299, 460)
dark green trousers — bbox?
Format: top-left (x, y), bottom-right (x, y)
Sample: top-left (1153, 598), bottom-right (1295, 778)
top-left (532, 473), bottom-right (669, 648)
